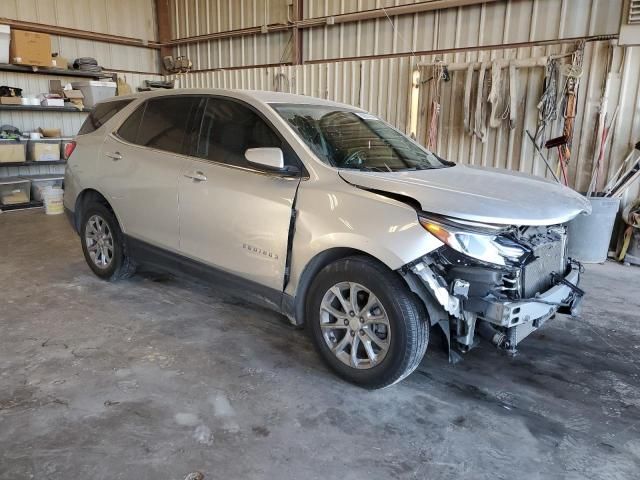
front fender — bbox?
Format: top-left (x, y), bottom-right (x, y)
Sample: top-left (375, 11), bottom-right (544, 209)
top-left (285, 180), bottom-right (442, 297)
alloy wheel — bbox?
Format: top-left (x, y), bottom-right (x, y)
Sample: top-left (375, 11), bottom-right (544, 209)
top-left (319, 282), bottom-right (391, 369)
top-left (85, 214), bottom-right (114, 269)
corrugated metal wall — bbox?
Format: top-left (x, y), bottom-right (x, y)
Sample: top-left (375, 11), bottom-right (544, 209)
top-left (167, 0), bottom-right (623, 68)
top-left (0, 0), bottom-right (159, 72)
top-left (302, 0), bottom-right (622, 60)
top-left (169, 0), bottom-right (291, 69)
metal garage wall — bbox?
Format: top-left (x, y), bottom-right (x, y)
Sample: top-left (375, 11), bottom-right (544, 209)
top-left (167, 0), bottom-right (623, 68)
top-left (169, 0), bottom-right (290, 69)
top-left (0, 0), bottom-right (159, 72)
top-left (302, 0), bottom-right (623, 61)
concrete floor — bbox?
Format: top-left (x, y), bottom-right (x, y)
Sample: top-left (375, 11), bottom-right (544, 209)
top-left (1, 210), bottom-right (639, 480)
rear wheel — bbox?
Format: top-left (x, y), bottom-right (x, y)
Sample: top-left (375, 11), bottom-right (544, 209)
top-left (80, 202), bottom-right (136, 281)
top-left (307, 256), bottom-right (429, 389)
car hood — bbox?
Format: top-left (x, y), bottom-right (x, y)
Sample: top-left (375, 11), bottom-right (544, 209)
top-left (339, 164), bottom-right (592, 226)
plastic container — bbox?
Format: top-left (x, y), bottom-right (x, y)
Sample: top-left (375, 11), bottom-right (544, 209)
top-left (27, 138), bottom-right (61, 161)
top-left (22, 174), bottom-right (64, 201)
top-left (567, 197), bottom-right (621, 263)
top-left (0, 139), bottom-right (26, 163)
top-left (0, 25), bottom-right (9, 64)
top-left (0, 176), bottom-right (30, 205)
top-left (43, 186), bottom-right (64, 215)
top-left (70, 80), bottom-right (117, 108)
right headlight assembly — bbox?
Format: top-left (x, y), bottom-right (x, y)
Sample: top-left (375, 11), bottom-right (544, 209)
top-left (418, 215), bottom-right (529, 267)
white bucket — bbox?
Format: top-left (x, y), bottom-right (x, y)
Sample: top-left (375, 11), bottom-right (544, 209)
top-left (43, 187), bottom-right (64, 215)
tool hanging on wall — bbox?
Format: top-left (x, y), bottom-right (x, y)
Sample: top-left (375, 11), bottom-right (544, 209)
top-left (427, 61), bottom-right (449, 150)
top-left (488, 61), bottom-right (503, 128)
top-left (473, 62), bottom-right (488, 142)
top-left (556, 41), bottom-right (585, 186)
top-left (508, 63), bottom-right (517, 129)
top-left (536, 58), bottom-right (559, 139)
top-left (463, 64), bottom-right (473, 134)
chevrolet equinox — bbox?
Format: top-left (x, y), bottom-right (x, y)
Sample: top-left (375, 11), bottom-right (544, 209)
top-left (64, 89), bottom-right (591, 389)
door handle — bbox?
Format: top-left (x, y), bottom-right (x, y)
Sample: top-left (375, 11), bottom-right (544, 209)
top-left (184, 171), bottom-right (207, 182)
top-left (105, 151), bottom-right (122, 161)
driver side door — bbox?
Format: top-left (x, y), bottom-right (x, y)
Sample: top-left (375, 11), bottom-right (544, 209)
top-left (178, 96), bottom-right (302, 292)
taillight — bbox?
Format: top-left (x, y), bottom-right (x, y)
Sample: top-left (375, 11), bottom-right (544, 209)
top-left (64, 141), bottom-right (77, 160)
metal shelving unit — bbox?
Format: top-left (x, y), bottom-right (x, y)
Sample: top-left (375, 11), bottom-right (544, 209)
top-left (0, 160), bottom-right (67, 167)
top-left (0, 63), bottom-right (112, 80)
top-left (0, 63), bottom-right (90, 211)
top-left (0, 104), bottom-right (92, 113)
top-left (0, 200), bottom-right (44, 212)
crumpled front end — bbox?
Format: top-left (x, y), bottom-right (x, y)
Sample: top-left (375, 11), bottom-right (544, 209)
top-left (402, 220), bottom-right (584, 360)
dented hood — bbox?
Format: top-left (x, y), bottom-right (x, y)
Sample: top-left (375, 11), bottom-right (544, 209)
top-left (339, 164), bottom-right (592, 226)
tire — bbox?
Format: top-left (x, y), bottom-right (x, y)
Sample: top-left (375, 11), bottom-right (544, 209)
top-left (307, 255), bottom-right (429, 389)
top-left (80, 202), bottom-right (136, 281)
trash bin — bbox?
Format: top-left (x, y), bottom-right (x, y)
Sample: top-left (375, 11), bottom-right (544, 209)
top-left (567, 197), bottom-right (620, 263)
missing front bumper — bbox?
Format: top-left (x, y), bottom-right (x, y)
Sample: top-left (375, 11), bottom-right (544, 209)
top-left (408, 259), bottom-right (583, 358)
top-left (482, 266), bottom-right (583, 351)
top-left (481, 266), bottom-right (581, 328)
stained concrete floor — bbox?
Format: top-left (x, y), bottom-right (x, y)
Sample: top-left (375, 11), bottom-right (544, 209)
top-left (1, 210), bottom-right (639, 480)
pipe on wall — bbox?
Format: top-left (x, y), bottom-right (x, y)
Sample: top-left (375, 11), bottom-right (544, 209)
top-left (0, 17), bottom-right (161, 50)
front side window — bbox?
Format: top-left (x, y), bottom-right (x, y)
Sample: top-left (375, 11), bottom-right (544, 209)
top-left (195, 98), bottom-right (293, 168)
top-left (116, 96), bottom-right (198, 155)
top-left (78, 99), bottom-right (133, 135)
top-left (272, 104), bottom-right (453, 171)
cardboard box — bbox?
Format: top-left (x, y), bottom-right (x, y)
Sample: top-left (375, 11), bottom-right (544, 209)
top-left (0, 141), bottom-right (26, 163)
top-left (0, 25), bottom-right (9, 64)
top-left (28, 139), bottom-right (61, 161)
top-left (10, 30), bottom-right (51, 67)
top-left (63, 89), bottom-right (84, 100)
top-left (0, 96), bottom-right (22, 105)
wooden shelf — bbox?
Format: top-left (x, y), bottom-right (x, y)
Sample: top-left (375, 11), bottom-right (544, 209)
top-left (0, 104), bottom-right (92, 113)
top-left (0, 200), bottom-right (44, 212)
top-left (0, 161), bottom-right (67, 167)
top-left (0, 63), bottom-right (111, 80)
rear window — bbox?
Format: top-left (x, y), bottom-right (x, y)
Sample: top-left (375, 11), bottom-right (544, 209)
top-left (77, 99), bottom-right (133, 135)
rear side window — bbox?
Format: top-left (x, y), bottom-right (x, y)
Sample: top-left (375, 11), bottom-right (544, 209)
top-left (77, 99), bottom-right (133, 135)
top-left (119, 97), bottom-right (197, 154)
top-left (117, 102), bottom-right (146, 144)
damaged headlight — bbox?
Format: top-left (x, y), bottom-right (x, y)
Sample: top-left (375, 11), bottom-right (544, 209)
top-left (419, 216), bottom-right (528, 267)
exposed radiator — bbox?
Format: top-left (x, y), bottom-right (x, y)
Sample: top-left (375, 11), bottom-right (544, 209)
top-left (522, 230), bottom-right (566, 298)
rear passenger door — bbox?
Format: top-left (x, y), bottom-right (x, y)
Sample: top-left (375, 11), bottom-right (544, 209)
top-left (178, 96), bottom-right (301, 291)
top-left (98, 96), bottom-right (199, 251)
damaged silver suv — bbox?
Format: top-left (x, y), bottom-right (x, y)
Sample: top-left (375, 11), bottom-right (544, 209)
top-left (64, 89), bottom-right (591, 388)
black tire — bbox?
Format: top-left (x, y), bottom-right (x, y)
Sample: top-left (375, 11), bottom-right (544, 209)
top-left (79, 202), bottom-right (136, 281)
top-left (307, 256), bottom-right (429, 389)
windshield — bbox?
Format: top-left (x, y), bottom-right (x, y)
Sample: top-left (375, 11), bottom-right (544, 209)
top-left (271, 104), bottom-right (453, 171)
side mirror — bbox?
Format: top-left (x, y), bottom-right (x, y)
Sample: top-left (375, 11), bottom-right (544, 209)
top-left (245, 147), bottom-right (284, 170)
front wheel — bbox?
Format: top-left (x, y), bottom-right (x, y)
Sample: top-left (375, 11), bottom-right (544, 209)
top-left (307, 256), bottom-right (429, 389)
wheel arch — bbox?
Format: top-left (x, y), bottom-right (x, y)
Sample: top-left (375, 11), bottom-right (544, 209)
top-left (288, 247), bottom-right (405, 326)
top-left (74, 188), bottom-right (120, 233)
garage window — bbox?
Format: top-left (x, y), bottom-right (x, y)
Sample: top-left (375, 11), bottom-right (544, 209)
top-left (77, 99), bottom-right (133, 135)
